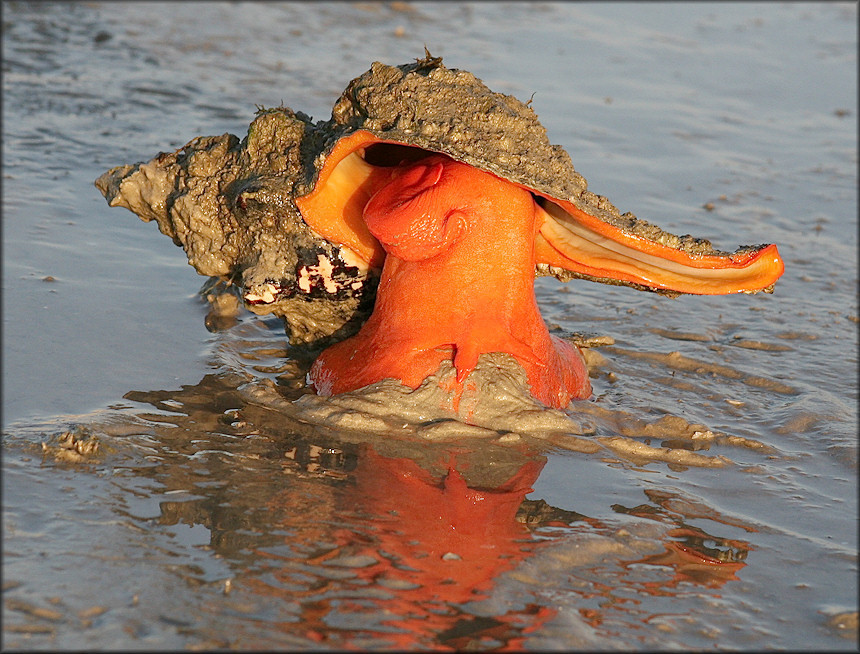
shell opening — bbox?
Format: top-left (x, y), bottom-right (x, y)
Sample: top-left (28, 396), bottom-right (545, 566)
top-left (362, 142), bottom-right (436, 167)
top-left (296, 132), bottom-right (441, 270)
top-left (296, 130), bottom-right (784, 296)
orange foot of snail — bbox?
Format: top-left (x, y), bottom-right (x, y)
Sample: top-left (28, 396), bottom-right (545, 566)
top-left (309, 156), bottom-right (592, 409)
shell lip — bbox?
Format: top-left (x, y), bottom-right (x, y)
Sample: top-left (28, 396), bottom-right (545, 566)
top-left (296, 130), bottom-right (450, 269)
top-left (295, 129), bottom-right (785, 296)
top-left (534, 196), bottom-right (785, 295)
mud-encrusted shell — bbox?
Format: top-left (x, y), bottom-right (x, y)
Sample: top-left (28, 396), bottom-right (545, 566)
top-left (96, 53), bottom-right (775, 346)
top-left (96, 109), bottom-right (377, 345)
top-left (312, 54), bottom-right (744, 261)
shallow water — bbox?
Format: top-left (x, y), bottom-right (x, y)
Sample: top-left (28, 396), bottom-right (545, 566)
top-left (2, 1), bottom-right (857, 649)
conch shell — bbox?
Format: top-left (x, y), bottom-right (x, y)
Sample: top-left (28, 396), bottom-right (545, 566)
top-left (96, 53), bottom-right (783, 350)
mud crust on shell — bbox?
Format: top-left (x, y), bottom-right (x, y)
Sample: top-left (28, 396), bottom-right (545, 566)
top-left (95, 111), bottom-right (378, 346)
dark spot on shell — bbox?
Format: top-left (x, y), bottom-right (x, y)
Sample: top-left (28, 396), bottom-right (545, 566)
top-left (293, 246), bottom-right (366, 300)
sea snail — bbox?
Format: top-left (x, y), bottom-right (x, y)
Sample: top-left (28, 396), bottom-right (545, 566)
top-left (96, 53), bottom-right (784, 409)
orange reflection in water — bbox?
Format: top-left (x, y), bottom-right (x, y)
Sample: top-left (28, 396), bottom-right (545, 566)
top-left (127, 371), bottom-right (760, 647)
top-left (614, 491), bottom-right (752, 592)
top-left (248, 444), bottom-right (558, 650)
top-left (568, 501), bottom-right (752, 634)
top-left (240, 443), bottom-right (754, 649)
top-left (351, 447), bottom-right (544, 602)
top-left (630, 526), bottom-right (749, 590)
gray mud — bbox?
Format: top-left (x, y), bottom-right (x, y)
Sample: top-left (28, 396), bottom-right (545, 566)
top-left (3, 2), bottom-right (857, 650)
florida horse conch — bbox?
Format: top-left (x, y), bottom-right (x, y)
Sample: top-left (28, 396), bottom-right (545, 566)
top-left (96, 53), bottom-right (784, 411)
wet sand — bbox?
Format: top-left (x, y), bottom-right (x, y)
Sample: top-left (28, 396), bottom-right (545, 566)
top-left (3, 2), bottom-right (857, 649)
